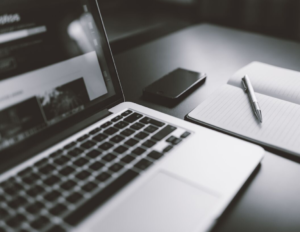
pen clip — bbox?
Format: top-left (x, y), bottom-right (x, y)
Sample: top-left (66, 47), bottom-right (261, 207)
top-left (241, 77), bottom-right (248, 92)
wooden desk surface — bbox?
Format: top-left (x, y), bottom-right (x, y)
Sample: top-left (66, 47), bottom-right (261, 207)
top-left (114, 24), bottom-right (300, 232)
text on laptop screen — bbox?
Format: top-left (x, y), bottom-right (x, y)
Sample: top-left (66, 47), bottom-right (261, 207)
top-left (0, 0), bottom-right (117, 151)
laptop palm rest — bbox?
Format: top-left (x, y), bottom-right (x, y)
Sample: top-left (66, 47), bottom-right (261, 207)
top-left (91, 171), bottom-right (219, 232)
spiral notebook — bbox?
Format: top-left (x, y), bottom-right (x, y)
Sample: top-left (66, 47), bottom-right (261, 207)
top-left (187, 62), bottom-right (300, 156)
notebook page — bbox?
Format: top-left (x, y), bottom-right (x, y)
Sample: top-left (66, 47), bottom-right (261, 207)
top-left (228, 62), bottom-right (300, 105)
top-left (188, 85), bottom-right (300, 155)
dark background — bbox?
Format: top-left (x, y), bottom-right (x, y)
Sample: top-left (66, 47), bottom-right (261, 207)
top-left (96, 0), bottom-right (300, 54)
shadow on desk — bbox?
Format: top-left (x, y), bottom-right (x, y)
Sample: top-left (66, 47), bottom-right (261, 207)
top-left (141, 77), bottom-right (206, 108)
top-left (141, 94), bottom-right (181, 108)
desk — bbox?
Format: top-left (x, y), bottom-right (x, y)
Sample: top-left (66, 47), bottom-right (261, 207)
top-left (113, 24), bottom-right (300, 232)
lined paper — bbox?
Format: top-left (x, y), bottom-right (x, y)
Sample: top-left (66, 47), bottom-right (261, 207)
top-left (188, 85), bottom-right (300, 155)
top-left (228, 62), bottom-right (300, 105)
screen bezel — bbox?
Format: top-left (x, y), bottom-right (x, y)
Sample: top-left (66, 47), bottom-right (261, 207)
top-left (0, 0), bottom-right (124, 163)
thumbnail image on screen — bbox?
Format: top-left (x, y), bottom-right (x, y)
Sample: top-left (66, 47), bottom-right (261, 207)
top-left (37, 78), bottom-right (89, 124)
top-left (0, 97), bottom-right (46, 149)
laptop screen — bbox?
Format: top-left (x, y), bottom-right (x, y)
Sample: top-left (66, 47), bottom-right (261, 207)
top-left (0, 0), bottom-right (123, 152)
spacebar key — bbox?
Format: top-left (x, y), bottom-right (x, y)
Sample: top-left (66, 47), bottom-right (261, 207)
top-left (152, 125), bottom-right (177, 141)
top-left (64, 170), bottom-right (139, 226)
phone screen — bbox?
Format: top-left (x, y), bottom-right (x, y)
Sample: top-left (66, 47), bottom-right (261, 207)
top-left (143, 68), bottom-right (206, 100)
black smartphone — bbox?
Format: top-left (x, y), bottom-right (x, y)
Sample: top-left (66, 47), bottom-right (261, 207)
top-left (143, 68), bottom-right (206, 102)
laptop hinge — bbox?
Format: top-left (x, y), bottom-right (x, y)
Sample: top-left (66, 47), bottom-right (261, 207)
top-left (0, 109), bottom-right (112, 174)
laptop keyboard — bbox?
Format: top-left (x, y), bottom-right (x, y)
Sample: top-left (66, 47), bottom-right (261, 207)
top-left (0, 110), bottom-right (191, 232)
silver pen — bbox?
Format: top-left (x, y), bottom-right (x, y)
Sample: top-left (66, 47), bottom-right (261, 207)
top-left (241, 75), bottom-right (263, 123)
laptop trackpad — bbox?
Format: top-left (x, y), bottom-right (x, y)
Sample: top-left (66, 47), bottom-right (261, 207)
top-left (92, 172), bottom-right (219, 232)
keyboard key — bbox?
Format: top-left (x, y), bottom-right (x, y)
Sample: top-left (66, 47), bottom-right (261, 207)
top-left (46, 225), bottom-right (66, 232)
top-left (17, 167), bottom-right (33, 176)
top-left (172, 138), bottom-right (182, 145)
top-left (89, 128), bottom-right (101, 135)
top-left (30, 216), bottom-right (50, 230)
top-left (110, 135), bottom-right (125, 143)
top-left (86, 149), bottom-right (102, 158)
top-left (102, 153), bottom-right (117, 162)
top-left (114, 121), bottom-right (129, 129)
top-left (103, 127), bottom-right (119, 135)
top-left (59, 166), bottom-right (75, 176)
top-left (64, 170), bottom-right (139, 226)
top-left (139, 117), bottom-right (165, 127)
top-left (4, 183), bottom-right (23, 195)
top-left (89, 161), bottom-right (104, 171)
top-left (114, 145), bottom-right (128, 154)
top-left (148, 151), bottom-right (163, 160)
top-left (139, 117), bottom-right (151, 124)
top-left (0, 177), bottom-right (15, 188)
top-left (61, 180), bottom-right (76, 190)
top-left (125, 138), bottom-right (139, 147)
top-left (22, 173), bottom-right (39, 184)
top-left (73, 158), bottom-right (89, 167)
top-left (144, 125), bottom-right (159, 133)
top-left (0, 192), bottom-right (7, 200)
top-left (49, 203), bottom-right (67, 216)
top-left (142, 140), bottom-right (156, 148)
top-left (81, 140), bottom-right (96, 149)
top-left (39, 164), bottom-right (55, 175)
top-left (6, 214), bottom-right (26, 228)
top-left (92, 133), bottom-right (107, 142)
top-left (66, 192), bottom-right (83, 204)
top-left (111, 115), bottom-right (123, 122)
top-left (26, 201), bottom-right (44, 214)
top-left (54, 156), bottom-right (70, 165)
top-left (0, 208), bottom-right (9, 218)
top-left (77, 134), bottom-right (89, 142)
top-left (163, 145), bottom-right (173, 152)
top-left (152, 125), bottom-right (177, 141)
top-left (166, 136), bottom-right (176, 143)
top-left (121, 155), bottom-right (136, 164)
top-left (68, 148), bottom-right (84, 157)
top-left (134, 132), bottom-right (149, 140)
top-left (181, 131), bottom-right (191, 138)
top-left (148, 119), bottom-right (165, 127)
top-left (34, 158), bottom-right (48, 167)
top-left (44, 190), bottom-right (61, 202)
top-left (76, 170), bottom-right (91, 180)
top-left (96, 172), bottom-right (111, 182)
top-left (19, 228), bottom-right (29, 232)
top-left (134, 159), bottom-right (153, 171)
top-left (49, 149), bottom-right (63, 158)
top-left (120, 128), bottom-right (135, 136)
top-left (124, 113), bottom-right (143, 123)
top-left (99, 142), bottom-right (114, 151)
top-left (64, 142), bottom-right (77, 150)
top-left (121, 110), bottom-right (133, 117)
top-left (132, 147), bottom-right (146, 156)
top-left (26, 185), bottom-right (45, 197)
top-left (108, 163), bottom-right (123, 173)
top-left (0, 194), bottom-right (5, 201)
top-left (100, 121), bottom-right (112, 128)
top-left (82, 182), bottom-right (97, 192)
top-left (7, 196), bottom-right (27, 209)
top-left (130, 122), bottom-right (145, 130)
top-left (44, 175), bottom-right (60, 186)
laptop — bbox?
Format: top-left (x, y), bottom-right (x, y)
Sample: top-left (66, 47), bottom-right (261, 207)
top-left (0, 0), bottom-right (264, 231)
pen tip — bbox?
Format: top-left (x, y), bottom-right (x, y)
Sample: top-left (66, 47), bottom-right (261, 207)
top-left (258, 111), bottom-right (263, 123)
